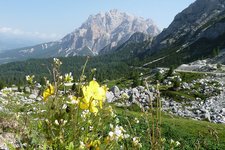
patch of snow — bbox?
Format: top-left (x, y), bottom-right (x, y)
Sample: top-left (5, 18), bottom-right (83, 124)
top-left (65, 48), bottom-right (72, 53)
top-left (58, 48), bottom-right (63, 53)
top-left (176, 49), bottom-right (181, 53)
top-left (65, 51), bottom-right (72, 57)
top-left (41, 43), bottom-right (49, 49)
top-left (19, 48), bottom-right (34, 54)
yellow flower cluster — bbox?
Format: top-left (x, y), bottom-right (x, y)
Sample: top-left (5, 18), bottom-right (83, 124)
top-left (80, 80), bottom-right (107, 114)
top-left (42, 79), bottom-right (107, 114)
top-left (43, 84), bottom-right (55, 100)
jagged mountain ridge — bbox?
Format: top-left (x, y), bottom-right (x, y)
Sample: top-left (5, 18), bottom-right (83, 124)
top-left (150, 0), bottom-right (225, 50)
top-left (62, 9), bottom-right (160, 55)
top-left (0, 9), bottom-right (160, 64)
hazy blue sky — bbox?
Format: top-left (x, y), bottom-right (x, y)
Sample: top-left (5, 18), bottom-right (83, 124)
top-left (0, 0), bottom-right (196, 41)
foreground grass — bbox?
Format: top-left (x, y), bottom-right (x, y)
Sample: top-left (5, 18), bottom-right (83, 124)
top-left (115, 105), bottom-right (225, 149)
top-left (162, 115), bottom-right (225, 149)
top-left (1, 98), bottom-right (225, 149)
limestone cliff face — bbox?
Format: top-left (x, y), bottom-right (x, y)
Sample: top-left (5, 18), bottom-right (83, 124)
top-left (61, 9), bottom-right (160, 56)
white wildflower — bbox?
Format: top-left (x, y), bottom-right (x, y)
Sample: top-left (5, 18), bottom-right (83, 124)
top-left (55, 120), bottom-right (59, 125)
top-left (62, 104), bottom-right (67, 109)
top-left (108, 125), bottom-right (127, 141)
top-left (170, 139), bottom-right (174, 144)
top-left (53, 58), bottom-right (62, 66)
top-left (115, 118), bottom-right (120, 124)
top-left (134, 117), bottom-right (139, 124)
top-left (132, 137), bottom-right (142, 148)
top-left (109, 131), bottom-right (114, 137)
top-left (79, 141), bottom-right (85, 149)
top-left (26, 75), bottom-right (35, 84)
top-left (176, 141), bottom-right (180, 146)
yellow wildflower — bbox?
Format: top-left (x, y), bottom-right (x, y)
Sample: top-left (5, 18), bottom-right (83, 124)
top-left (80, 80), bottom-right (107, 113)
top-left (89, 100), bottom-right (98, 113)
top-left (43, 84), bottom-right (54, 100)
top-left (80, 98), bottom-right (99, 113)
top-left (87, 140), bottom-right (101, 150)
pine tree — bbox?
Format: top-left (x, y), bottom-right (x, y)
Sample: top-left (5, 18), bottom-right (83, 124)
top-left (167, 65), bottom-right (174, 77)
top-left (0, 81), bottom-right (4, 90)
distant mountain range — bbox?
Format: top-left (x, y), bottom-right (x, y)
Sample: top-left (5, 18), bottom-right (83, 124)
top-left (0, 35), bottom-right (44, 51)
top-left (0, 9), bottom-right (160, 64)
top-left (1, 0), bottom-right (225, 73)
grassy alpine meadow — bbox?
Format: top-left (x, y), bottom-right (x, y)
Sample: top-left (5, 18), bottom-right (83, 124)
top-left (0, 58), bottom-right (225, 150)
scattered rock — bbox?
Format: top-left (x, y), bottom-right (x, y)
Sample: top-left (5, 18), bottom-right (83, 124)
top-left (29, 94), bottom-right (37, 99)
top-left (106, 91), bottom-right (115, 103)
top-left (0, 133), bottom-right (19, 150)
top-left (110, 86), bottom-right (120, 97)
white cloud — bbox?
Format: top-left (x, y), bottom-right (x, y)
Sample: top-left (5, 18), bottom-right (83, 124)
top-left (0, 26), bottom-right (61, 41)
top-left (0, 27), bottom-right (24, 34)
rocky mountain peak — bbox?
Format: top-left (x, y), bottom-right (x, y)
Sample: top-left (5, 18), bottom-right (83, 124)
top-left (61, 9), bottom-right (160, 55)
